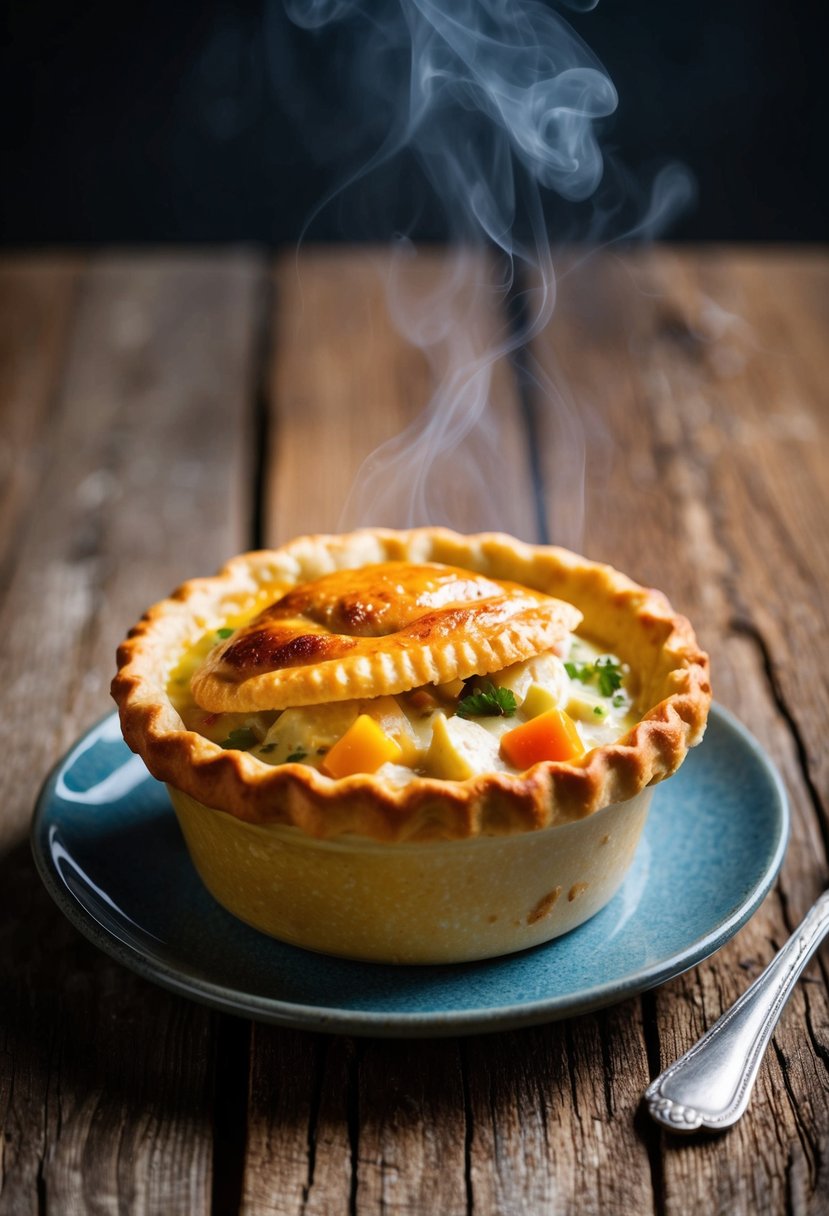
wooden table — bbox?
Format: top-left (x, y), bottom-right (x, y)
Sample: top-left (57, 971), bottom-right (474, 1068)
top-left (1, 246), bottom-right (827, 1215)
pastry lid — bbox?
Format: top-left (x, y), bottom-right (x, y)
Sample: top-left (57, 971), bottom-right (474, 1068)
top-left (111, 527), bottom-right (711, 841)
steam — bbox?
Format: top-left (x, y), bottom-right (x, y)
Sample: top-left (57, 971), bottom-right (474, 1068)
top-left (280, 0), bottom-right (692, 544)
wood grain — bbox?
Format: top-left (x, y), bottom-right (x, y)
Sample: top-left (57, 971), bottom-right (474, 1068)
top-left (243, 247), bottom-right (537, 1215)
top-left (265, 247), bottom-right (538, 543)
top-left (1, 247), bottom-right (827, 1216)
top-left (0, 252), bottom-right (265, 1216)
top-left (533, 247), bottom-right (829, 1214)
top-left (465, 1008), bottom-right (655, 1215)
top-left (0, 256), bottom-right (82, 579)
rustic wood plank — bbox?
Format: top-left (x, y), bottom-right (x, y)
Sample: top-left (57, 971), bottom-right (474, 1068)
top-left (243, 246), bottom-right (539, 1215)
top-left (532, 248), bottom-right (829, 1214)
top-left (644, 249), bottom-right (829, 1214)
top-left (466, 1005), bottom-right (655, 1216)
top-left (685, 250), bottom-right (828, 841)
top-left (5, 245), bottom-right (824, 1215)
top-left (265, 246), bottom-right (537, 543)
top-left (252, 245), bottom-right (829, 1215)
top-left (0, 256), bottom-right (82, 588)
top-left (242, 1030), bottom-right (344, 1216)
top-left (354, 1040), bottom-right (468, 1216)
top-left (0, 252), bottom-right (265, 1215)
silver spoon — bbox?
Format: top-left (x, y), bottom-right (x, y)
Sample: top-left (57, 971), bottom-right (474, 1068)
top-left (645, 889), bottom-right (829, 1133)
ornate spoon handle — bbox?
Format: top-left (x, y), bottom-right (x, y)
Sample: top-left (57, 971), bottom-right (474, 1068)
top-left (645, 889), bottom-right (829, 1133)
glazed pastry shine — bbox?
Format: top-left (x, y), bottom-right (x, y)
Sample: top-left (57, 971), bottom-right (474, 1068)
top-left (112, 528), bottom-right (711, 840)
top-left (172, 630), bottom-right (638, 786)
top-left (111, 528), bottom-right (711, 960)
top-left (190, 561), bottom-right (581, 712)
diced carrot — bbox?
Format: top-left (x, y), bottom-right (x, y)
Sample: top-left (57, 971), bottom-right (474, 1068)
top-left (500, 708), bottom-right (585, 768)
top-left (322, 713), bottom-right (403, 778)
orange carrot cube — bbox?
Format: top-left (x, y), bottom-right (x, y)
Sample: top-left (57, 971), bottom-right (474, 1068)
top-left (500, 708), bottom-right (585, 769)
top-left (322, 713), bottom-right (403, 778)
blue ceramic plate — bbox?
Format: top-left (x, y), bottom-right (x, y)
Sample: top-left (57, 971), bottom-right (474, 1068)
top-left (32, 706), bottom-right (788, 1037)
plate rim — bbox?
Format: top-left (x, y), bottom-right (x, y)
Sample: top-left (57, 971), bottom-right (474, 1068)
top-left (31, 704), bottom-right (789, 1037)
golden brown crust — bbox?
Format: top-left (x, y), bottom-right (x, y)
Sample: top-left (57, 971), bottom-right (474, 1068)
top-left (190, 561), bottom-right (581, 712)
top-left (111, 528), bottom-right (711, 842)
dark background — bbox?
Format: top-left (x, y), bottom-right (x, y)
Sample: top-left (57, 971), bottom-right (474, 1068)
top-left (2, 0), bottom-right (825, 246)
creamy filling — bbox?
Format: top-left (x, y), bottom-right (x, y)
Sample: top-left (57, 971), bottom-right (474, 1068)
top-left (169, 628), bottom-right (639, 784)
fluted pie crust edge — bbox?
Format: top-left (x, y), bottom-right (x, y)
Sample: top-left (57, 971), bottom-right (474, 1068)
top-left (111, 528), bottom-right (711, 842)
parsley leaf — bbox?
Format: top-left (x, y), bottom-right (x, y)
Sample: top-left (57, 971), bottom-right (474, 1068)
top-left (564, 660), bottom-right (593, 683)
top-left (596, 658), bottom-right (623, 697)
top-left (258, 742), bottom-right (277, 754)
top-left (457, 681), bottom-right (517, 719)
top-left (220, 727), bottom-right (257, 751)
top-left (285, 750), bottom-right (308, 763)
top-left (565, 656), bottom-right (624, 699)
top-left (216, 626), bottom-right (234, 640)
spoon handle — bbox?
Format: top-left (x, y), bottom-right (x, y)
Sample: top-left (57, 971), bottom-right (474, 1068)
top-left (645, 889), bottom-right (829, 1133)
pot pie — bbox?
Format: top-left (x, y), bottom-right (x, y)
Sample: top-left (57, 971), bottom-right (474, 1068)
top-left (112, 528), bottom-right (711, 963)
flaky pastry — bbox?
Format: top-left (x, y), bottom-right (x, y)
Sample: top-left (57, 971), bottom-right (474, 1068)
top-left (191, 562), bottom-right (581, 712)
top-left (112, 528), bottom-right (711, 842)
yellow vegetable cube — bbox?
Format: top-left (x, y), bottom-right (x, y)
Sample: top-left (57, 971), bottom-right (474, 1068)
top-left (425, 712), bottom-right (502, 781)
top-left (566, 692), bottom-right (607, 723)
top-left (521, 682), bottom-right (561, 719)
top-left (322, 714), bottom-right (403, 778)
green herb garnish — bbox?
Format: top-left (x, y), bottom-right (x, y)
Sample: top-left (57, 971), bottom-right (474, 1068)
top-left (565, 656), bottom-right (624, 699)
top-left (564, 660), bottom-right (593, 683)
top-left (593, 705), bottom-right (606, 717)
top-left (595, 657), bottom-right (623, 698)
top-left (457, 681), bottom-right (517, 719)
top-left (220, 727), bottom-right (258, 751)
top-left (612, 693), bottom-right (626, 708)
top-left (285, 750), bottom-right (308, 763)
top-left (216, 626), bottom-right (234, 640)
top-left (258, 743), bottom-right (277, 754)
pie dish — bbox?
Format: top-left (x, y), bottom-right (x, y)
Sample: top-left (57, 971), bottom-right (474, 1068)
top-left (112, 527), bottom-right (711, 963)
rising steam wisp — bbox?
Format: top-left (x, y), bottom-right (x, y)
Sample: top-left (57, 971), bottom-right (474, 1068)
top-left (281, 0), bottom-right (691, 544)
